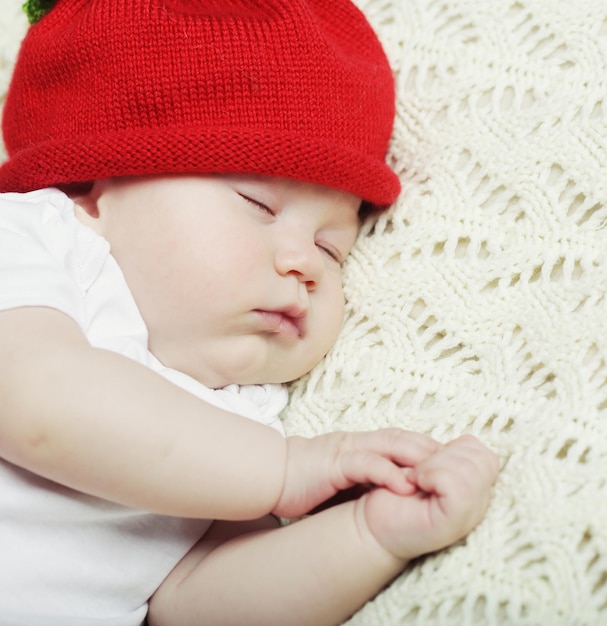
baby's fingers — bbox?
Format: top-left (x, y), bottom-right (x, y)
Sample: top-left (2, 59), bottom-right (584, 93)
top-left (339, 450), bottom-right (415, 495)
top-left (348, 429), bottom-right (441, 468)
top-left (338, 429), bottom-right (442, 494)
top-left (411, 435), bottom-right (498, 499)
top-left (446, 435), bottom-right (499, 484)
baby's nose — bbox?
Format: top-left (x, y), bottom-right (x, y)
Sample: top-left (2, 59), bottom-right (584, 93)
top-left (274, 240), bottom-right (324, 289)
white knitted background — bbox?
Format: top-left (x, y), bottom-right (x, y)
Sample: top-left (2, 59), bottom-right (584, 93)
top-left (2, 1), bottom-right (607, 625)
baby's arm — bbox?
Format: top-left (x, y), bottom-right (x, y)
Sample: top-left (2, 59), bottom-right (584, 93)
top-left (0, 306), bottom-right (287, 519)
top-left (149, 501), bottom-right (404, 626)
top-left (0, 305), bottom-right (440, 521)
top-left (149, 436), bottom-right (498, 626)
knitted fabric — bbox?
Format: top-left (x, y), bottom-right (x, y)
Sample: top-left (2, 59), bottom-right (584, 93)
top-left (0, 0), bottom-right (399, 207)
top-left (2, 1), bottom-right (607, 624)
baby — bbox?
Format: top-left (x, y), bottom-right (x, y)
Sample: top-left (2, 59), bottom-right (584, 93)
top-left (0, 1), bottom-right (498, 625)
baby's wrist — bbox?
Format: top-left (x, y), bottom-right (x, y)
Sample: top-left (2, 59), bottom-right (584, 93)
top-left (349, 497), bottom-right (409, 569)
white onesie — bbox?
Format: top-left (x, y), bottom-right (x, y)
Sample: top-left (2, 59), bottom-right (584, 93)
top-left (0, 188), bottom-right (287, 625)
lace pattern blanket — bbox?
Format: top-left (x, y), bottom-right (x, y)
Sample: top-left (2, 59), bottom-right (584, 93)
top-left (2, 1), bottom-right (607, 624)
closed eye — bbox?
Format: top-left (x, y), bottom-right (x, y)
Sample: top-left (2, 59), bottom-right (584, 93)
top-left (317, 243), bottom-right (342, 264)
top-left (238, 193), bottom-right (275, 216)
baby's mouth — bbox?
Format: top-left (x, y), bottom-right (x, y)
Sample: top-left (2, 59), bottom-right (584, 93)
top-left (253, 306), bottom-right (308, 338)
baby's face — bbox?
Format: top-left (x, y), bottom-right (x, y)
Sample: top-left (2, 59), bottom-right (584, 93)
top-left (79, 174), bottom-right (360, 388)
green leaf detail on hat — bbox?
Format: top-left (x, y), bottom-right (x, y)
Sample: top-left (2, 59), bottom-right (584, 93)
top-left (22, 0), bottom-right (57, 24)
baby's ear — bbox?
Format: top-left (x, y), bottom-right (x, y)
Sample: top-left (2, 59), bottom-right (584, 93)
top-left (63, 181), bottom-right (102, 219)
top-left (358, 200), bottom-right (379, 222)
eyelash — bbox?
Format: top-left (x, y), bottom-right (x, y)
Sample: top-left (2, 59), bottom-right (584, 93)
top-left (239, 193), bottom-right (342, 263)
top-left (318, 244), bottom-right (341, 263)
top-left (239, 193), bottom-right (275, 216)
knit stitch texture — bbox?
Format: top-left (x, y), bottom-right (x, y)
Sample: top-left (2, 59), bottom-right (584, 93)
top-left (2, 1), bottom-right (607, 624)
top-left (0, 0), bottom-right (399, 206)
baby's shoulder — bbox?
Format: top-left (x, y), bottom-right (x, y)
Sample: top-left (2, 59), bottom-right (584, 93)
top-left (0, 187), bottom-right (74, 232)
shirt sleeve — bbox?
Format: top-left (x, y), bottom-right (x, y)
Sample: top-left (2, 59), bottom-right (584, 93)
top-left (0, 190), bottom-right (104, 325)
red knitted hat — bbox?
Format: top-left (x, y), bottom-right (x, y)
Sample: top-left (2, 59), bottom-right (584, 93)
top-left (0, 0), bottom-right (400, 207)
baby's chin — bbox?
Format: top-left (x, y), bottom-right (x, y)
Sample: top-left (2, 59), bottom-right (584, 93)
top-left (200, 358), bottom-right (319, 390)
top-left (152, 335), bottom-right (326, 388)
top-left (207, 368), bottom-right (308, 389)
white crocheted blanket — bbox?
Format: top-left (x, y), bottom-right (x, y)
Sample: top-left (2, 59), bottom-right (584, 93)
top-left (2, 1), bottom-right (607, 624)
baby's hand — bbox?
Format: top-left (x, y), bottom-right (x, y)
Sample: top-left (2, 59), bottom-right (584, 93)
top-left (358, 435), bottom-right (498, 561)
top-left (272, 429), bottom-right (441, 518)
